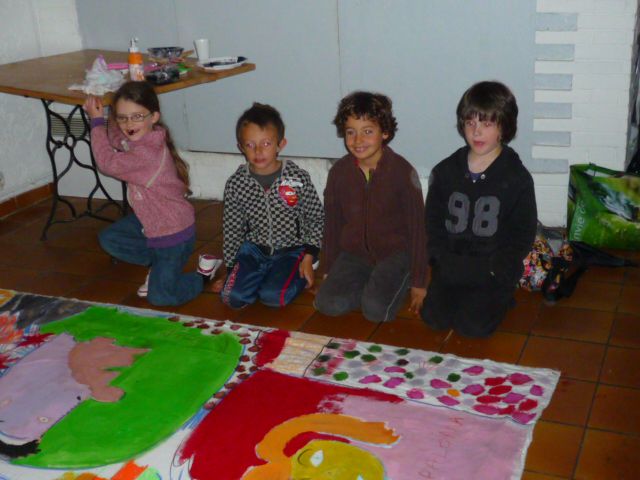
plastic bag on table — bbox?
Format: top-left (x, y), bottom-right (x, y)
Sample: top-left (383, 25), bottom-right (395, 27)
top-left (68, 55), bottom-right (125, 96)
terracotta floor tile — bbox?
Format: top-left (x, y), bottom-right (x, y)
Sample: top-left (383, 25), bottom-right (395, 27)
top-left (0, 220), bottom-right (50, 245)
top-left (519, 337), bottom-right (605, 381)
top-left (626, 265), bottom-right (640, 285)
top-left (440, 331), bottom-right (527, 364)
top-left (23, 271), bottom-right (91, 297)
top-left (524, 421), bottom-right (583, 478)
top-left (101, 260), bottom-right (149, 283)
top-left (0, 265), bottom-right (41, 292)
top-left (369, 316), bottom-right (449, 351)
top-left (555, 281), bottom-right (621, 311)
top-left (618, 285), bottom-right (640, 315)
top-left (498, 300), bottom-right (540, 334)
top-left (50, 249), bottom-right (114, 276)
top-left (235, 302), bottom-right (315, 331)
top-left (532, 305), bottom-right (613, 343)
top-left (541, 378), bottom-right (596, 426)
top-left (4, 202), bottom-right (52, 226)
top-left (301, 311), bottom-right (378, 341)
top-left (119, 292), bottom-right (192, 316)
top-left (67, 278), bottom-right (137, 305)
top-left (0, 219), bottom-right (23, 238)
top-left (601, 346), bottom-right (640, 388)
top-left (44, 226), bottom-right (104, 252)
top-left (574, 429), bottom-right (640, 479)
top-left (515, 287), bottom-right (544, 304)
top-left (609, 313), bottom-right (640, 348)
top-left (580, 265), bottom-right (626, 284)
top-left (521, 472), bottom-right (569, 480)
top-left (290, 288), bottom-right (316, 307)
top-left (589, 385), bottom-right (640, 434)
top-left (176, 293), bottom-right (241, 321)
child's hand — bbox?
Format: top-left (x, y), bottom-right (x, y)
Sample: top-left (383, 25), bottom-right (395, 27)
top-left (409, 287), bottom-right (427, 315)
top-left (83, 96), bottom-right (104, 120)
top-left (211, 279), bottom-right (224, 294)
top-left (299, 254), bottom-right (315, 288)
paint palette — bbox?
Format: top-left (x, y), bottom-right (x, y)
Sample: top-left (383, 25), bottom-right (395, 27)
top-left (198, 56), bottom-right (248, 71)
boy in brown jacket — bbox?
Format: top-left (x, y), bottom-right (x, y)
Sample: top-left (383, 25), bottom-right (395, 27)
top-left (315, 91), bottom-right (428, 322)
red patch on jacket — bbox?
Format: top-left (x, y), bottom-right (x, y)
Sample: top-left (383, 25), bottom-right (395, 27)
top-left (278, 185), bottom-right (298, 206)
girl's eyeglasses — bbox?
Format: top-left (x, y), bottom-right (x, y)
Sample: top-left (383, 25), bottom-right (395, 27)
top-left (115, 112), bottom-right (153, 124)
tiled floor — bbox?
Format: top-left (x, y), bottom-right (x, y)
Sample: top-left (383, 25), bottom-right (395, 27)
top-left (1, 196), bottom-right (639, 479)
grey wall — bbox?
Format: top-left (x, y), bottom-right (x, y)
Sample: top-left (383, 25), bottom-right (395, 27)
top-left (76, 0), bottom-right (536, 172)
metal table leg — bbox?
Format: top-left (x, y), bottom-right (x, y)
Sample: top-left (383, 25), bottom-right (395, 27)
top-left (40, 100), bottom-right (127, 240)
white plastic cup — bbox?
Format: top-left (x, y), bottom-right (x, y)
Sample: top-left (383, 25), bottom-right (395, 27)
top-left (194, 38), bottom-right (210, 62)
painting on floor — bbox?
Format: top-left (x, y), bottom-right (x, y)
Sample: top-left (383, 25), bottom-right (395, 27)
top-left (0, 289), bottom-right (559, 480)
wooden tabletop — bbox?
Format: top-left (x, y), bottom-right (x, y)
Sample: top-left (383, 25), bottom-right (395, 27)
top-left (0, 49), bottom-right (255, 106)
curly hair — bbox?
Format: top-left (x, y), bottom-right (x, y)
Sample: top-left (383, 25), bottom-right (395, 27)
top-left (456, 81), bottom-right (518, 144)
top-left (333, 91), bottom-right (397, 144)
top-left (235, 102), bottom-right (285, 144)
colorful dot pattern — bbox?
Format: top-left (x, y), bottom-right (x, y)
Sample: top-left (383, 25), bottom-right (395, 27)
top-left (305, 339), bottom-right (559, 425)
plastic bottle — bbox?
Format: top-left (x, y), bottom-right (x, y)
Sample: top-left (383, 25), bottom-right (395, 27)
top-left (128, 38), bottom-right (144, 81)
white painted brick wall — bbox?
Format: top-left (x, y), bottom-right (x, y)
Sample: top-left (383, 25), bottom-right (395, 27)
top-left (532, 0), bottom-right (637, 226)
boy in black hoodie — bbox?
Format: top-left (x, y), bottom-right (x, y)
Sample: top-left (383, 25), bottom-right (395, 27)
top-left (421, 81), bottom-right (537, 337)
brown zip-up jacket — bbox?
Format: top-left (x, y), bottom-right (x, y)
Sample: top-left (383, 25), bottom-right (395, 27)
top-left (323, 146), bottom-right (429, 288)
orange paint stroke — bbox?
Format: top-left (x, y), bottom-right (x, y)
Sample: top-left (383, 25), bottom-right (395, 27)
top-left (243, 413), bottom-right (399, 479)
top-left (447, 389), bottom-right (460, 397)
top-left (111, 460), bottom-right (147, 480)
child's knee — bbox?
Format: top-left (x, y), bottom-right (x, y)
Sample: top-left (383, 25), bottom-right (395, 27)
top-left (361, 296), bottom-right (392, 323)
top-left (222, 287), bottom-right (252, 309)
top-left (314, 289), bottom-right (352, 316)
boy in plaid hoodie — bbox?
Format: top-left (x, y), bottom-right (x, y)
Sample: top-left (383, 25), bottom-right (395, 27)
top-left (219, 103), bottom-right (324, 309)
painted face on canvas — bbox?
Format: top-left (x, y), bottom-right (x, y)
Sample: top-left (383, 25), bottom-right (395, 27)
top-left (463, 115), bottom-right (502, 160)
top-left (114, 98), bottom-right (160, 142)
top-left (344, 116), bottom-right (389, 166)
top-left (238, 122), bottom-right (287, 175)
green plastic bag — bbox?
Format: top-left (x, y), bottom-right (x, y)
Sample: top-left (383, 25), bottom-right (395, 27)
top-left (567, 164), bottom-right (640, 250)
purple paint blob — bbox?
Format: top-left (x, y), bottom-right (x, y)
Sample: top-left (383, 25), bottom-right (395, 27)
top-left (437, 395), bottom-right (460, 406)
top-left (462, 384), bottom-right (485, 395)
top-left (512, 411), bottom-right (536, 424)
top-left (463, 365), bottom-right (484, 375)
top-left (430, 378), bottom-right (451, 389)
top-left (508, 373), bottom-right (534, 385)
top-left (530, 385), bottom-right (544, 396)
top-left (407, 388), bottom-right (425, 399)
top-left (359, 374), bottom-right (382, 384)
top-left (503, 392), bottom-right (525, 404)
top-left (473, 404), bottom-right (500, 415)
top-left (384, 377), bottom-right (405, 388)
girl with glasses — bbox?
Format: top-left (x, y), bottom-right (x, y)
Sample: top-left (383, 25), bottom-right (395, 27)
top-left (83, 81), bottom-right (219, 306)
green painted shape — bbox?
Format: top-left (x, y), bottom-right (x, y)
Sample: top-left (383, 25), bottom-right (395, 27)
top-left (361, 354), bottom-right (377, 362)
top-left (447, 373), bottom-right (461, 382)
top-left (326, 342), bottom-right (341, 349)
top-left (317, 354), bottom-right (331, 362)
top-left (404, 372), bottom-right (414, 379)
top-left (138, 468), bottom-right (161, 480)
top-left (343, 350), bottom-right (360, 359)
top-left (333, 371), bottom-right (349, 381)
top-left (313, 367), bottom-right (327, 376)
top-left (368, 345), bottom-right (382, 353)
top-left (394, 348), bottom-right (409, 355)
top-left (14, 306), bottom-right (242, 468)
top-left (428, 355), bottom-right (444, 364)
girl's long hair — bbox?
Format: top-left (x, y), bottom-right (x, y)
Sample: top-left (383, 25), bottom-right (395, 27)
top-left (110, 81), bottom-right (191, 195)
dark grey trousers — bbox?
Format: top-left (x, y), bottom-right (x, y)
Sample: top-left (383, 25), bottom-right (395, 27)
top-left (315, 251), bottom-right (410, 322)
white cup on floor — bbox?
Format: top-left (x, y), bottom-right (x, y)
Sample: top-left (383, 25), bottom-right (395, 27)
top-left (194, 38), bottom-right (210, 62)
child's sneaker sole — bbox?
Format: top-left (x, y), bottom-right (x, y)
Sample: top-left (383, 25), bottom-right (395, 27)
top-left (198, 254), bottom-right (223, 279)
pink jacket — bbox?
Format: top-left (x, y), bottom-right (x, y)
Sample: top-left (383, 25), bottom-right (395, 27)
top-left (90, 124), bottom-right (195, 240)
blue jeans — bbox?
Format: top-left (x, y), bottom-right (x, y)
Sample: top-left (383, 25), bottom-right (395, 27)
top-left (221, 242), bottom-right (308, 309)
top-left (99, 214), bottom-right (203, 306)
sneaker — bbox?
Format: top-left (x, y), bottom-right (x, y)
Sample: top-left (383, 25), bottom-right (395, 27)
top-left (198, 254), bottom-right (223, 280)
top-left (137, 271), bottom-right (150, 298)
